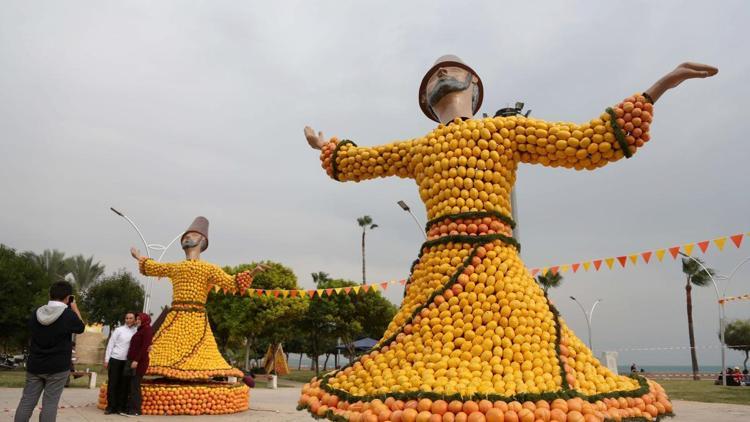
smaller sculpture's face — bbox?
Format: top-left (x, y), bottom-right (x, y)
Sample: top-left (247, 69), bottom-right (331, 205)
top-left (181, 231), bottom-right (205, 251)
top-left (424, 65), bottom-right (478, 113)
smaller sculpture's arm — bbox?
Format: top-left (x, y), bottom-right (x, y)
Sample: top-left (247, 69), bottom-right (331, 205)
top-left (304, 126), bottom-right (418, 182)
top-left (208, 264), bottom-right (269, 294)
top-left (131, 247), bottom-right (177, 278)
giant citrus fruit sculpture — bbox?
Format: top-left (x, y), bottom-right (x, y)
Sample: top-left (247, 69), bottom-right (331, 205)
top-left (300, 95), bottom-right (674, 421)
top-left (98, 257), bottom-right (254, 415)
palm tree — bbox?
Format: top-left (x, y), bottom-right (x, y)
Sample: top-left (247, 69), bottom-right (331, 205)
top-left (356, 216), bottom-right (378, 285)
top-left (25, 249), bottom-right (69, 281)
top-left (535, 270), bottom-right (563, 295)
top-left (312, 272), bottom-right (331, 287)
top-left (681, 256), bottom-right (715, 380)
top-left (66, 255), bottom-right (105, 291)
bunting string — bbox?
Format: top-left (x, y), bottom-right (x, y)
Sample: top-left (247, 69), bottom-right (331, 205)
top-left (220, 231), bottom-right (748, 299)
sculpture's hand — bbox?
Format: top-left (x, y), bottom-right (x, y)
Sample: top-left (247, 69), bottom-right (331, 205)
top-left (130, 247), bottom-right (141, 260)
top-left (304, 126), bottom-right (327, 150)
top-left (645, 62), bottom-right (718, 103)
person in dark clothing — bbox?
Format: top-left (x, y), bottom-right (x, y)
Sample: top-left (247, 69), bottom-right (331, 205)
top-left (14, 281), bottom-right (85, 422)
top-left (103, 312), bottom-right (137, 414)
top-left (126, 312), bottom-right (153, 416)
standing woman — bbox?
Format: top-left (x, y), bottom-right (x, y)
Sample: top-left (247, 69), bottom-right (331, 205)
top-left (126, 313), bottom-right (153, 416)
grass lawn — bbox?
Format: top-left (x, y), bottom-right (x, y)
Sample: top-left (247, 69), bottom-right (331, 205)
top-left (660, 380), bottom-right (750, 405)
top-left (0, 364), bottom-right (107, 388)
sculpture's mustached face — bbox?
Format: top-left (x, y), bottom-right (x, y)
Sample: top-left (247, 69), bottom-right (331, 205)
top-left (427, 72), bottom-right (473, 108)
top-left (181, 232), bottom-right (204, 250)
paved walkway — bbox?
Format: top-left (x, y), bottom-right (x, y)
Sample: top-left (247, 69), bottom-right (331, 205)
top-left (1, 387), bottom-right (749, 421)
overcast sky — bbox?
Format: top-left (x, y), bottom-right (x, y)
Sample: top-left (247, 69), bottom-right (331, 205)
top-left (2, 1), bottom-right (749, 367)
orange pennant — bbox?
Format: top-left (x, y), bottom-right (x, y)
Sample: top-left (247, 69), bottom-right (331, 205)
top-left (290, 290), bottom-right (298, 297)
top-left (550, 266), bottom-right (559, 275)
top-left (714, 237), bottom-right (727, 251)
top-left (605, 258), bottom-right (615, 269)
top-left (344, 287), bottom-right (352, 294)
top-left (531, 269), bottom-right (539, 276)
top-left (273, 290), bottom-right (280, 297)
top-left (325, 288), bottom-right (333, 296)
top-left (593, 260), bottom-right (602, 271)
top-left (683, 243), bottom-right (695, 256)
top-left (256, 289), bottom-right (264, 296)
top-left (730, 234), bottom-right (744, 248)
top-left (668, 247), bottom-right (681, 259)
top-left (641, 251), bottom-right (652, 263)
top-left (362, 285), bottom-right (371, 293)
top-left (617, 256), bottom-right (627, 268)
top-left (307, 290), bottom-right (316, 298)
top-left (571, 263), bottom-right (580, 273)
top-left (399, 279), bottom-right (407, 285)
top-left (697, 241), bottom-right (710, 253)
top-left (381, 282), bottom-right (389, 290)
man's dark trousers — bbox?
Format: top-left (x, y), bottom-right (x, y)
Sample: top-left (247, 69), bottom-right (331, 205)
top-left (106, 358), bottom-right (130, 412)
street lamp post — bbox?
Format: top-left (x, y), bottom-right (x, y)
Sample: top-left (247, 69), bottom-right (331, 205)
top-left (397, 200), bottom-right (427, 240)
top-left (569, 296), bottom-right (603, 352)
top-left (111, 207), bottom-right (182, 315)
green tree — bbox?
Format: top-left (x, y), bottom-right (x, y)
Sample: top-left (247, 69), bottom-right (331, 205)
top-left (0, 245), bottom-right (51, 351)
top-left (207, 261), bottom-right (308, 371)
top-left (724, 319), bottom-right (750, 371)
top-left (357, 287), bottom-right (397, 340)
top-left (357, 216), bottom-right (378, 284)
top-left (535, 270), bottom-right (563, 294)
top-left (65, 255), bottom-right (105, 291)
top-left (81, 270), bottom-right (144, 332)
top-left (681, 256), bottom-right (715, 380)
top-left (25, 249), bottom-right (69, 281)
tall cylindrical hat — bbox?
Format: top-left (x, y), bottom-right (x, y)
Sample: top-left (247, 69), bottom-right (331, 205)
top-left (418, 54), bottom-right (484, 122)
top-left (182, 216), bottom-right (209, 251)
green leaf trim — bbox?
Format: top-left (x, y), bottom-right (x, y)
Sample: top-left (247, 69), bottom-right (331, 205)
top-left (606, 107), bottom-right (632, 159)
top-left (426, 210), bottom-right (516, 230)
top-left (331, 140), bottom-right (357, 181)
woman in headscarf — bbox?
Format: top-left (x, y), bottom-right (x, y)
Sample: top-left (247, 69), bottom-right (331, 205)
top-left (126, 312), bottom-right (153, 416)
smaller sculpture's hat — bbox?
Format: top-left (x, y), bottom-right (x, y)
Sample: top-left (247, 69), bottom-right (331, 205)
top-left (182, 216), bottom-right (209, 251)
top-left (419, 54), bottom-right (484, 122)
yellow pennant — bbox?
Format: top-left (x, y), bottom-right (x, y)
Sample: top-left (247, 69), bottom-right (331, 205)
top-left (335, 287), bottom-right (343, 294)
top-left (316, 289), bottom-right (324, 297)
top-left (559, 265), bottom-right (569, 273)
top-left (605, 258), bottom-right (615, 269)
top-left (281, 290), bottom-right (290, 298)
top-left (714, 237), bottom-right (727, 251)
top-left (541, 267), bottom-right (549, 275)
top-left (353, 286), bottom-right (361, 294)
top-left (582, 262), bottom-right (591, 271)
top-left (629, 254), bottom-right (639, 265)
top-left (655, 249), bottom-right (666, 262)
top-left (370, 284), bottom-right (379, 291)
top-left (683, 243), bottom-right (695, 256)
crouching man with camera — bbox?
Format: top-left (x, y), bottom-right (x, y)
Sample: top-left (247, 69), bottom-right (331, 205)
top-left (14, 281), bottom-right (85, 422)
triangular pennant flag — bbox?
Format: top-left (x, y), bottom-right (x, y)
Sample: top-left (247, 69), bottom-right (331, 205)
top-left (344, 287), bottom-right (352, 294)
top-left (290, 290), bottom-right (298, 297)
top-left (730, 234), bottom-right (744, 248)
top-left (582, 262), bottom-right (591, 271)
top-left (265, 290), bottom-right (273, 297)
top-left (371, 284), bottom-right (380, 291)
top-left (541, 267), bottom-right (549, 275)
top-left (714, 237), bottom-right (727, 251)
top-left (335, 287), bottom-right (343, 294)
top-left (381, 282), bottom-right (389, 290)
top-left (316, 289), bottom-right (324, 297)
top-left (389, 279), bottom-right (396, 284)
top-left (214, 285), bottom-right (221, 292)
top-left (325, 288), bottom-right (333, 296)
top-left (655, 249), bottom-right (666, 262)
top-left (307, 290), bottom-right (316, 298)
top-left (550, 266), bottom-right (559, 275)
top-left (668, 246), bottom-right (681, 259)
top-left (362, 285), bottom-right (371, 292)
top-left (353, 286), bottom-right (361, 294)
top-left (531, 269), bottom-right (540, 277)
top-left (641, 251), bottom-right (652, 264)
top-left (617, 256), bottom-right (627, 268)
top-left (282, 290), bottom-right (290, 298)
top-left (399, 279), bottom-right (407, 285)
top-left (593, 260), bottom-right (602, 271)
top-left (571, 263), bottom-right (580, 273)
top-left (256, 289), bottom-right (265, 296)
top-left (273, 290), bottom-right (281, 297)
top-left (697, 241), bottom-right (710, 253)
top-left (605, 258), bottom-right (615, 269)
top-left (560, 265), bottom-right (570, 273)
top-left (683, 243), bottom-right (695, 256)
top-left (629, 254), bottom-right (639, 265)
